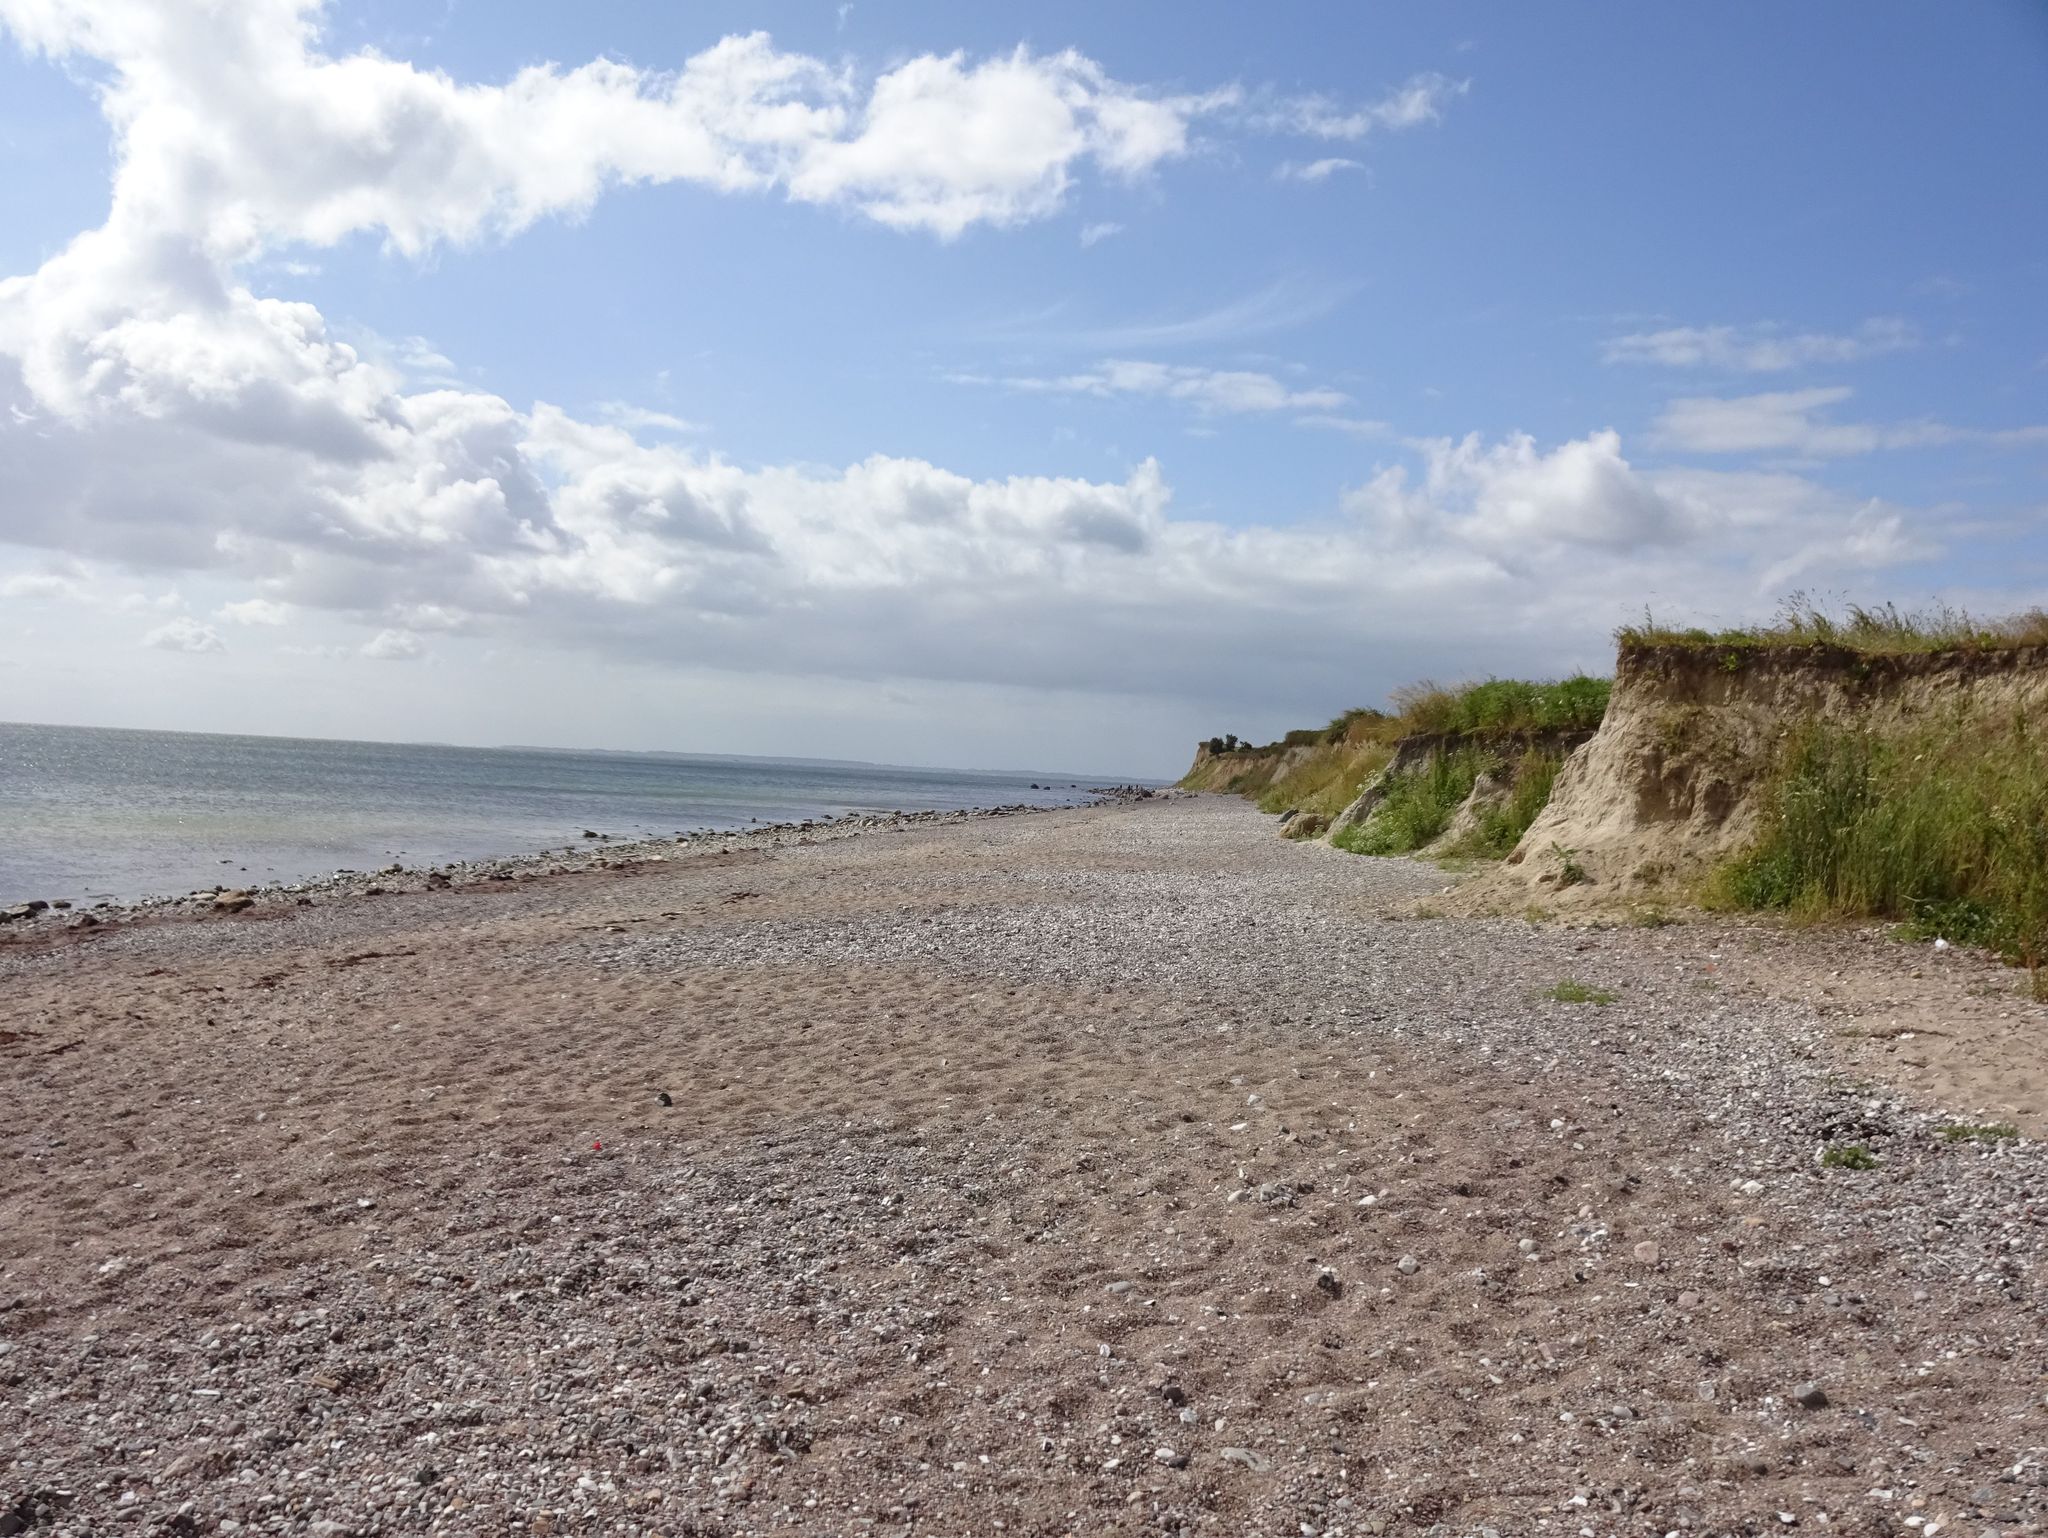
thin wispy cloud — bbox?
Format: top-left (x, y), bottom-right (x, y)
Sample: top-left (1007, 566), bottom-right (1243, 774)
top-left (1256, 72), bottom-right (1469, 139)
top-left (597, 403), bottom-right (705, 435)
top-left (957, 359), bottom-right (1348, 415)
top-left (1298, 414), bottom-right (1392, 439)
top-left (1604, 317), bottom-right (1918, 372)
top-left (980, 277), bottom-right (1358, 350)
top-left (1275, 157), bottom-right (1365, 184)
top-left (1652, 386), bottom-right (2048, 458)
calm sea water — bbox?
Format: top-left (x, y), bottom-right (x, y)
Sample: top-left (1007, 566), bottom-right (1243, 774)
top-left (0, 721), bottom-right (1125, 905)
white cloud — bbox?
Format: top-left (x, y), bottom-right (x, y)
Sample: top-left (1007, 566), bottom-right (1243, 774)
top-left (114, 589), bottom-right (185, 613)
top-left (1348, 429), bottom-right (1685, 555)
top-left (597, 403), bottom-right (704, 434)
top-left (1078, 221), bottom-right (1124, 247)
top-left (1297, 414), bottom-right (1391, 439)
top-left (217, 597), bottom-right (291, 625)
top-left (1263, 73), bottom-right (1468, 139)
top-left (361, 628), bottom-right (425, 661)
top-left (0, 6), bottom-right (1248, 275)
top-left (1603, 317), bottom-right (1918, 372)
top-left (142, 617), bottom-right (225, 653)
top-left (1275, 157), bottom-right (1364, 183)
top-left (1652, 386), bottom-right (2048, 458)
top-left (1, 572), bottom-right (84, 600)
top-left (1653, 386), bottom-right (1878, 456)
top-left (981, 277), bottom-right (1356, 350)
top-left (963, 359), bottom-right (1348, 414)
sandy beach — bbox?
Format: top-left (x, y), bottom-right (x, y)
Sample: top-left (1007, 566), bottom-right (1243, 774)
top-left (3, 796), bottom-right (2044, 1537)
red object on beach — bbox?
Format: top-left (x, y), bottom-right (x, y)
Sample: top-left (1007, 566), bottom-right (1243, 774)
top-left (592, 1138), bottom-right (603, 1152)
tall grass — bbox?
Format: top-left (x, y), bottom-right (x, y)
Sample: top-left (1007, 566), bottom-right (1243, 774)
top-left (1392, 676), bottom-right (1611, 736)
top-left (1620, 594), bottom-right (2048, 656)
top-left (1716, 713), bottom-right (2048, 992)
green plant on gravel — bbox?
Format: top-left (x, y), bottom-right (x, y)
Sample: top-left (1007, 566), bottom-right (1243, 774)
top-left (1939, 1122), bottom-right (2020, 1144)
top-left (1820, 1144), bottom-right (1879, 1170)
top-left (1712, 711), bottom-right (2048, 997)
top-left (1549, 842), bottom-right (1588, 887)
top-left (1545, 979), bottom-right (1618, 1005)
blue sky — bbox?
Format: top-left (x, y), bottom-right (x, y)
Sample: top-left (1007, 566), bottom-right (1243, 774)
top-left (0, 2), bottom-right (2044, 774)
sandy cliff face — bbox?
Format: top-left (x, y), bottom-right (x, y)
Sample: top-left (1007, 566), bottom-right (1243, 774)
top-left (1489, 642), bottom-right (2048, 903)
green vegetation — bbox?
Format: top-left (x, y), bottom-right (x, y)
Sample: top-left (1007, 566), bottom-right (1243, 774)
top-left (1940, 1122), bottom-right (2020, 1144)
top-left (1550, 843), bottom-right (1588, 887)
top-left (1189, 674), bottom-right (1611, 770)
top-left (1619, 595), bottom-right (2048, 657)
top-left (1184, 671), bottom-right (1606, 862)
top-left (1389, 676), bottom-right (1611, 736)
top-left (1820, 1144), bottom-right (1879, 1170)
top-left (1459, 749), bottom-right (1563, 857)
top-left (1713, 713), bottom-right (2048, 996)
top-left (1544, 979), bottom-right (1618, 1005)
top-left (1332, 747), bottom-right (1487, 855)
top-left (1254, 742), bottom-right (1394, 820)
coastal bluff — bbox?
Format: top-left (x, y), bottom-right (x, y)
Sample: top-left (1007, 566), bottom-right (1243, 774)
top-left (1182, 630), bottom-right (2048, 910)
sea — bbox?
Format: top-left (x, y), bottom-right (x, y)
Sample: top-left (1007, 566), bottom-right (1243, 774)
top-left (0, 721), bottom-right (1131, 906)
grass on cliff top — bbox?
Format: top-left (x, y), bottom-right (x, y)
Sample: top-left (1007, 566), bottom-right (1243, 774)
top-left (1210, 674), bottom-right (1611, 762)
top-left (1391, 675), bottom-right (1611, 737)
top-left (1713, 712), bottom-right (2048, 996)
top-left (1619, 596), bottom-right (2048, 657)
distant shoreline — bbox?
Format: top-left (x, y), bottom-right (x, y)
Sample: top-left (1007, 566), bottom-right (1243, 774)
top-left (0, 718), bottom-right (1168, 910)
top-left (0, 785), bottom-right (1168, 939)
top-left (0, 717), bottom-right (1149, 788)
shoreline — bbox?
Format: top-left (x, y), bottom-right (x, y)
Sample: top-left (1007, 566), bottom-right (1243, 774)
top-left (0, 783), bottom-right (1171, 940)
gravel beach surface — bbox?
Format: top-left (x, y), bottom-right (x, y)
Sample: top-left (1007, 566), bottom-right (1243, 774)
top-left (2, 796), bottom-right (2043, 1537)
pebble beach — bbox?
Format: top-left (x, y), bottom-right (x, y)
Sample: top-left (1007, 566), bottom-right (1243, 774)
top-left (2, 795), bottom-right (2043, 1537)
